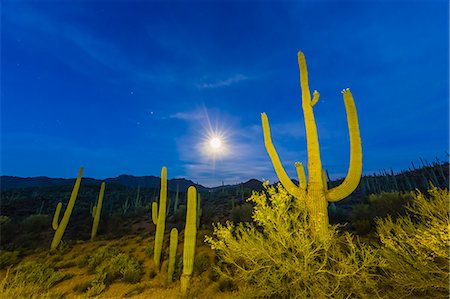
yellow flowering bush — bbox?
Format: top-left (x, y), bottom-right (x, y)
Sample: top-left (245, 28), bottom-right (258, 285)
top-left (206, 183), bottom-right (382, 298)
top-left (376, 187), bottom-right (449, 298)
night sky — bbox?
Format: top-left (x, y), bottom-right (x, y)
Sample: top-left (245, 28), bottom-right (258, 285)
top-left (2, 1), bottom-right (448, 187)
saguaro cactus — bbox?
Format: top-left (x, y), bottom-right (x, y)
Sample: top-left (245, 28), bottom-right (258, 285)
top-left (51, 167), bottom-right (83, 251)
top-left (181, 186), bottom-right (197, 295)
top-left (153, 166), bottom-right (168, 270)
top-left (91, 182), bottom-right (106, 241)
top-left (167, 228), bottom-right (178, 283)
top-left (261, 51), bottom-right (362, 240)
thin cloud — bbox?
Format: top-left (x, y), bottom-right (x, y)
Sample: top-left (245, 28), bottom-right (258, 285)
top-left (170, 111), bottom-right (205, 121)
top-left (197, 74), bottom-right (248, 89)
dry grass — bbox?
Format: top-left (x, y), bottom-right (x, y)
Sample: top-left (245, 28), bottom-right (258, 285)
top-left (0, 230), bottom-right (238, 299)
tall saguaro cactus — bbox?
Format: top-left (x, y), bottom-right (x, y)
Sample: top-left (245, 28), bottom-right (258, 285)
top-left (51, 167), bottom-right (83, 251)
top-left (181, 186), bottom-right (197, 295)
top-left (261, 51), bottom-right (362, 240)
top-left (91, 182), bottom-right (106, 241)
top-left (153, 166), bottom-right (168, 270)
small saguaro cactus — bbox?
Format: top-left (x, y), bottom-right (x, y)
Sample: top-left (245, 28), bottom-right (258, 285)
top-left (51, 167), bottom-right (83, 251)
top-left (91, 182), bottom-right (106, 241)
top-left (167, 228), bottom-right (178, 283)
top-left (261, 51), bottom-right (362, 240)
top-left (153, 166), bottom-right (168, 270)
top-left (181, 186), bottom-right (197, 295)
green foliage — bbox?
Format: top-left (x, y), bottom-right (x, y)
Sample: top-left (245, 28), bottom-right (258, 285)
top-left (230, 203), bottom-right (253, 223)
top-left (145, 243), bottom-right (154, 258)
top-left (194, 251), bottom-right (210, 275)
top-left (206, 183), bottom-right (382, 298)
top-left (81, 245), bottom-right (142, 295)
top-left (0, 250), bottom-right (20, 268)
top-left (21, 214), bottom-right (50, 233)
top-left (172, 255), bottom-right (183, 281)
top-left (217, 277), bottom-right (237, 292)
top-left (369, 191), bottom-right (414, 218)
top-left (376, 187), bottom-right (449, 298)
top-left (86, 245), bottom-right (120, 273)
top-left (351, 191), bottom-right (414, 235)
top-left (1, 261), bottom-right (70, 296)
top-left (73, 280), bottom-right (92, 293)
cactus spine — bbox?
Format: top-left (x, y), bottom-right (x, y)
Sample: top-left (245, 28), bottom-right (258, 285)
top-left (167, 228), bottom-right (178, 283)
top-left (91, 182), bottom-right (105, 241)
top-left (261, 52), bottom-right (362, 240)
top-left (181, 186), bottom-right (197, 295)
top-left (50, 167), bottom-right (83, 251)
top-left (153, 166), bottom-right (168, 270)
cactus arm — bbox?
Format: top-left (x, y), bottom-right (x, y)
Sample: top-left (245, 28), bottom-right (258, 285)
top-left (167, 228), bottom-right (178, 283)
top-left (91, 182), bottom-right (105, 241)
top-left (153, 166), bottom-right (167, 269)
top-left (295, 162), bottom-right (307, 193)
top-left (326, 89), bottom-right (362, 202)
top-left (181, 186), bottom-right (197, 295)
top-left (50, 167), bottom-right (83, 251)
top-left (151, 202), bottom-right (158, 225)
top-left (261, 113), bottom-right (305, 199)
top-left (311, 90), bottom-right (320, 107)
top-left (52, 202), bottom-right (62, 230)
top-left (298, 51), bottom-right (323, 185)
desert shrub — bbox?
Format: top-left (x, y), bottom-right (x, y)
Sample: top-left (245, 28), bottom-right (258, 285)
top-left (217, 276), bottom-right (237, 292)
top-left (206, 183), bottom-right (382, 298)
top-left (0, 250), bottom-right (20, 268)
top-left (145, 244), bottom-right (154, 258)
top-left (0, 261), bottom-right (71, 297)
top-left (86, 272), bottom-right (107, 297)
top-left (21, 214), bottom-right (50, 233)
top-left (86, 245), bottom-right (120, 273)
top-left (376, 187), bottom-right (449, 298)
top-left (148, 267), bottom-right (157, 279)
top-left (369, 191), bottom-right (413, 218)
top-left (109, 253), bottom-right (142, 283)
top-left (351, 192), bottom-right (413, 235)
top-left (73, 281), bottom-right (92, 293)
top-left (82, 245), bottom-right (143, 295)
top-left (230, 203), bottom-right (253, 223)
top-left (0, 216), bottom-right (18, 247)
top-left (194, 252), bottom-right (210, 275)
top-left (171, 254), bottom-right (183, 281)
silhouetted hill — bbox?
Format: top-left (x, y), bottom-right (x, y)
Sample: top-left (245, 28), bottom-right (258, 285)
top-left (0, 175), bottom-right (207, 192)
top-left (243, 179), bottom-right (264, 191)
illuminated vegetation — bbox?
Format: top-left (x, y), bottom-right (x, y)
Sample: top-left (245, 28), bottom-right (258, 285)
top-left (376, 187), bottom-right (449, 298)
top-left (206, 183), bottom-right (382, 298)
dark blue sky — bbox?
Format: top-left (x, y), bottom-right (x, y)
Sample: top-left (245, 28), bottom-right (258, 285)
top-left (2, 1), bottom-right (448, 186)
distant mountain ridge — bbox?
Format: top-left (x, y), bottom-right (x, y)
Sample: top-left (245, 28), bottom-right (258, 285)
top-left (0, 174), bottom-right (212, 192)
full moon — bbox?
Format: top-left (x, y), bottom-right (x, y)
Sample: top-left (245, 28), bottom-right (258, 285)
top-left (209, 137), bottom-right (222, 150)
